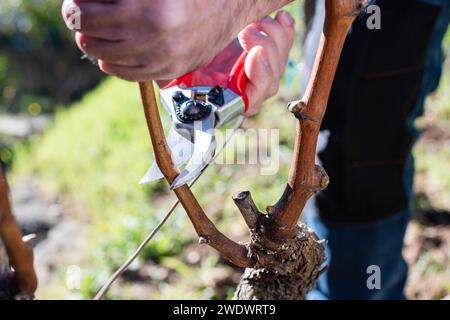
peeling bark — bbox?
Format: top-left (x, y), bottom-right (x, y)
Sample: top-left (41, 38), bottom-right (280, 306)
top-left (235, 223), bottom-right (325, 300)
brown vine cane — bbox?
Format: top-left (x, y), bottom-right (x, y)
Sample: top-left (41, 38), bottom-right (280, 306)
top-left (0, 168), bottom-right (37, 299)
top-left (263, 0), bottom-right (368, 242)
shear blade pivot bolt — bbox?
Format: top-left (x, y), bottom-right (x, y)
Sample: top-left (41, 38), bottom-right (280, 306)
top-left (176, 100), bottom-right (211, 122)
top-left (182, 101), bottom-right (202, 116)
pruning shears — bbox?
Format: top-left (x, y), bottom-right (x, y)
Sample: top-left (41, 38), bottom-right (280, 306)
top-left (140, 51), bottom-right (249, 189)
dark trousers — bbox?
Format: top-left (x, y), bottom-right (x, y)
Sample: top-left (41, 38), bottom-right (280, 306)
top-left (302, 0), bottom-right (450, 299)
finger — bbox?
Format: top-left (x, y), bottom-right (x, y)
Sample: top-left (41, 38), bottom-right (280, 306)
top-left (98, 61), bottom-right (141, 81)
top-left (255, 16), bottom-right (290, 72)
top-left (99, 59), bottom-right (180, 81)
top-left (275, 10), bottom-right (296, 52)
top-left (244, 46), bottom-right (276, 115)
top-left (275, 11), bottom-right (296, 75)
top-left (274, 11), bottom-right (296, 73)
top-left (238, 25), bottom-right (282, 78)
top-left (75, 33), bottom-right (144, 66)
top-left (62, 0), bottom-right (125, 40)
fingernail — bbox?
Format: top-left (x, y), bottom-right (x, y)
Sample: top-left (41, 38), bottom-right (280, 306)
top-left (280, 11), bottom-right (294, 26)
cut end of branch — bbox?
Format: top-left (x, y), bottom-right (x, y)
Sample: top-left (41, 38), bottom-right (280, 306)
top-left (287, 100), bottom-right (305, 119)
top-left (233, 191), bottom-right (250, 201)
top-left (287, 101), bottom-right (320, 124)
top-left (233, 191), bottom-right (261, 230)
top-left (327, 0), bottom-right (368, 19)
top-left (315, 165), bottom-right (330, 191)
top-left (22, 234), bottom-right (37, 248)
top-left (287, 100), bottom-right (304, 113)
top-left (355, 0), bottom-right (370, 12)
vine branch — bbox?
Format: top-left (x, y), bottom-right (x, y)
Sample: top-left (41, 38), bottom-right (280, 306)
top-left (263, 0), bottom-right (367, 241)
top-left (0, 168), bottom-right (37, 299)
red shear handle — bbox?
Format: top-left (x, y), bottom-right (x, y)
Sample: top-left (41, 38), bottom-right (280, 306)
top-left (227, 51), bottom-right (249, 111)
top-left (163, 72), bottom-right (194, 89)
top-left (163, 51), bottom-right (250, 112)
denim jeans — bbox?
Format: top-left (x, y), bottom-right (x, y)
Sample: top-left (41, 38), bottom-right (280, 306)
top-left (302, 0), bottom-right (450, 300)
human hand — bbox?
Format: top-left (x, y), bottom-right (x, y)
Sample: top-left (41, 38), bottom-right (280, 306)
top-left (61, 0), bottom-right (292, 81)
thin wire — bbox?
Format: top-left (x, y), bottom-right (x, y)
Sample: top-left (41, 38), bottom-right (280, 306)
top-left (93, 116), bottom-right (246, 300)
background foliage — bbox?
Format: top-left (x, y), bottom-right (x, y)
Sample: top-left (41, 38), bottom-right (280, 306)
top-left (0, 0), bottom-right (103, 114)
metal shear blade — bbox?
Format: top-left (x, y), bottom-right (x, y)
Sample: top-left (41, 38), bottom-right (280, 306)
top-left (140, 51), bottom-right (249, 189)
top-left (170, 129), bottom-right (216, 190)
top-left (139, 127), bottom-right (193, 184)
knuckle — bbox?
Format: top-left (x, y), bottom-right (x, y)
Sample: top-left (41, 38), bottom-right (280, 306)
top-left (142, 3), bottom-right (185, 33)
top-left (119, 73), bottom-right (139, 82)
top-left (164, 39), bottom-right (190, 60)
top-left (161, 14), bottom-right (185, 31)
top-left (165, 62), bottom-right (187, 78)
top-left (130, 53), bottom-right (148, 68)
top-left (101, 64), bottom-right (133, 81)
top-left (113, 71), bottom-right (133, 81)
top-left (78, 36), bottom-right (98, 54)
top-left (78, 37), bottom-right (109, 60)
